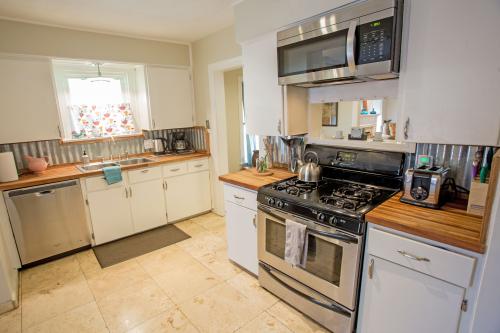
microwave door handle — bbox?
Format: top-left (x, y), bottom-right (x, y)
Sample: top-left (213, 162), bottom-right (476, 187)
top-left (309, 229), bottom-right (359, 244)
top-left (346, 20), bottom-right (358, 75)
top-left (260, 263), bottom-right (352, 318)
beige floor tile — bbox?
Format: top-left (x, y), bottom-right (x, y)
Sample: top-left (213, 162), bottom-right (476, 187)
top-left (0, 307), bottom-right (21, 333)
top-left (179, 283), bottom-right (264, 333)
top-left (227, 271), bottom-right (278, 311)
top-left (21, 256), bottom-right (82, 295)
top-left (22, 274), bottom-right (94, 329)
top-left (267, 301), bottom-right (329, 333)
top-left (136, 245), bottom-right (197, 277)
top-left (190, 213), bottom-right (225, 231)
top-left (177, 233), bottom-right (226, 260)
top-left (86, 260), bottom-right (150, 300)
top-left (174, 220), bottom-right (208, 238)
top-left (97, 278), bottom-right (173, 333)
top-left (209, 223), bottom-right (227, 239)
top-left (127, 307), bottom-right (198, 333)
top-left (75, 249), bottom-right (102, 276)
top-left (236, 311), bottom-right (292, 333)
top-left (24, 302), bottom-right (108, 333)
top-left (195, 247), bottom-right (241, 280)
top-left (153, 261), bottom-right (222, 304)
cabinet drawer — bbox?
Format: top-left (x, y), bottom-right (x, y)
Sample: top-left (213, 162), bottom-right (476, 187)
top-left (163, 162), bottom-right (188, 178)
top-left (223, 184), bottom-right (257, 211)
top-left (187, 158), bottom-right (209, 172)
top-left (367, 228), bottom-right (476, 288)
top-left (85, 175), bottom-right (124, 192)
top-left (128, 166), bottom-right (162, 184)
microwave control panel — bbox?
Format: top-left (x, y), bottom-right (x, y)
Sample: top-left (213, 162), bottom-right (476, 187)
top-left (357, 17), bottom-right (393, 65)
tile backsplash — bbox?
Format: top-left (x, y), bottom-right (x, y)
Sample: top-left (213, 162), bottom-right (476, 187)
top-left (0, 127), bottom-right (207, 171)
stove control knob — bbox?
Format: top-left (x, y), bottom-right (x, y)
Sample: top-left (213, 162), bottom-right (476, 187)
top-left (329, 216), bottom-right (338, 225)
top-left (267, 198), bottom-right (276, 206)
top-left (276, 200), bottom-right (284, 209)
top-left (317, 213), bottom-right (326, 222)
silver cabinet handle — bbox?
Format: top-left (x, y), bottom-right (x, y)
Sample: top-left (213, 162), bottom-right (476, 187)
top-left (129, 187), bottom-right (132, 197)
top-left (397, 250), bottom-right (430, 262)
top-left (346, 20), bottom-right (358, 74)
top-left (404, 117), bottom-right (410, 140)
top-left (194, 164), bottom-right (204, 168)
top-left (163, 180), bottom-right (167, 190)
top-left (125, 188), bottom-right (129, 198)
top-left (57, 125), bottom-right (62, 138)
top-left (368, 258), bottom-right (374, 279)
top-left (170, 168), bottom-right (180, 172)
top-left (233, 195), bottom-right (245, 200)
top-left (252, 215), bottom-right (257, 228)
top-left (277, 119), bottom-right (282, 135)
top-left (141, 169), bottom-right (149, 173)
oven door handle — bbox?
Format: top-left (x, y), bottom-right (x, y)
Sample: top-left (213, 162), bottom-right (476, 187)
top-left (260, 263), bottom-right (352, 318)
top-left (308, 229), bottom-right (358, 244)
top-left (258, 205), bottom-right (358, 244)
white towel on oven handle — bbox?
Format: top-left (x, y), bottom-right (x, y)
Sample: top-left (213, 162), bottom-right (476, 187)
top-left (284, 219), bottom-right (308, 268)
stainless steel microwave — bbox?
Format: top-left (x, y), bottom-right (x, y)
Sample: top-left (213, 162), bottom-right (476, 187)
top-left (277, 0), bottom-right (404, 87)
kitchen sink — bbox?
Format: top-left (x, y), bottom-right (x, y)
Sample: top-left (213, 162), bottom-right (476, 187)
top-left (76, 162), bottom-right (119, 172)
top-left (118, 157), bottom-right (155, 165)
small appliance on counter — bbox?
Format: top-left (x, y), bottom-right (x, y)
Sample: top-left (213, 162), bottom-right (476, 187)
top-left (400, 165), bottom-right (451, 208)
top-left (172, 132), bottom-right (195, 154)
top-left (151, 138), bottom-right (174, 155)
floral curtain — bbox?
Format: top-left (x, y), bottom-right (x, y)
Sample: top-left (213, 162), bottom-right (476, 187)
top-left (69, 103), bottom-right (136, 139)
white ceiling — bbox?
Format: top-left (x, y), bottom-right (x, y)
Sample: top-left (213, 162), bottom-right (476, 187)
top-left (0, 0), bottom-right (235, 43)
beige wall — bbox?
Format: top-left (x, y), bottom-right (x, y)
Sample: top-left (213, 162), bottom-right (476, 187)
top-left (0, 19), bottom-right (190, 66)
top-left (224, 68), bottom-right (243, 173)
top-left (192, 26), bottom-right (241, 126)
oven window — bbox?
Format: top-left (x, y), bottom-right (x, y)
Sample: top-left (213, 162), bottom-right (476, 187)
top-left (305, 234), bottom-right (343, 287)
top-left (278, 30), bottom-right (348, 77)
top-left (265, 218), bottom-right (285, 259)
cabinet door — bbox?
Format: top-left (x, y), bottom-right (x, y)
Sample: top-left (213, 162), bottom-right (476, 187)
top-left (87, 186), bottom-right (134, 245)
top-left (225, 201), bottom-right (258, 274)
top-left (0, 56), bottom-right (60, 143)
top-left (358, 255), bottom-right (464, 333)
top-left (165, 171), bottom-right (211, 222)
top-left (243, 33), bottom-right (284, 136)
top-left (398, 0), bottom-right (500, 145)
top-left (147, 66), bottom-right (194, 129)
top-left (129, 179), bottom-right (167, 233)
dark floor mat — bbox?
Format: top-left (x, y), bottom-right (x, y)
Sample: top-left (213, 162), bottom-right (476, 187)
top-left (92, 224), bottom-right (191, 268)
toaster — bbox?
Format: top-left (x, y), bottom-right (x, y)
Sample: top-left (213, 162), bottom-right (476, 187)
top-left (400, 166), bottom-right (450, 208)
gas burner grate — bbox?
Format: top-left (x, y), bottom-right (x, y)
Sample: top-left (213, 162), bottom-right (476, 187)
top-left (272, 179), bottom-right (323, 196)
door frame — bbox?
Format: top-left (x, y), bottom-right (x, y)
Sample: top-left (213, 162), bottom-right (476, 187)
top-left (207, 56), bottom-right (243, 215)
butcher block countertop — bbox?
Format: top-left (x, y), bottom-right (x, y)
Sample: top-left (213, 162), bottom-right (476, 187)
top-left (0, 152), bottom-right (210, 191)
top-left (367, 193), bottom-right (485, 253)
top-left (219, 168), bottom-right (295, 191)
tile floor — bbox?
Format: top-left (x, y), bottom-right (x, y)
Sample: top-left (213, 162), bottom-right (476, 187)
top-left (0, 213), bottom-right (328, 333)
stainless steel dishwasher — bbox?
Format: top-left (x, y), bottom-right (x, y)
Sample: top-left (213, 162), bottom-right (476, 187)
top-left (4, 179), bottom-right (91, 266)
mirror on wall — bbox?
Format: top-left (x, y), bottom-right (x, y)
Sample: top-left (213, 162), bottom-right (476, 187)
top-left (311, 98), bottom-right (398, 142)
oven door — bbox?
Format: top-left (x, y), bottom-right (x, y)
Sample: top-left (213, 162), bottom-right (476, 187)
top-left (277, 19), bottom-right (357, 85)
top-left (257, 205), bottom-right (362, 310)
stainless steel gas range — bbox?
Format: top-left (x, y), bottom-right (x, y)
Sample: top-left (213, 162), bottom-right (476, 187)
top-left (257, 145), bottom-right (405, 332)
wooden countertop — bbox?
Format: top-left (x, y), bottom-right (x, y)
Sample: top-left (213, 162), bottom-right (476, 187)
top-left (366, 193), bottom-right (485, 253)
top-left (0, 152), bottom-right (210, 191)
top-left (219, 168), bottom-right (295, 191)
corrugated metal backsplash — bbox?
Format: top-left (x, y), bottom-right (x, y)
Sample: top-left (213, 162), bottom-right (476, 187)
top-left (0, 127), bottom-right (207, 171)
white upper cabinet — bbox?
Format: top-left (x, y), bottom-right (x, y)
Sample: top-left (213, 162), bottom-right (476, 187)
top-left (144, 66), bottom-right (194, 130)
top-left (242, 32), bottom-right (308, 136)
top-left (0, 56), bottom-right (60, 144)
top-left (398, 0), bottom-right (500, 145)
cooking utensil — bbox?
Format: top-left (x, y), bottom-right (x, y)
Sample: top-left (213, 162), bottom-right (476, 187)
top-left (298, 151), bottom-right (321, 183)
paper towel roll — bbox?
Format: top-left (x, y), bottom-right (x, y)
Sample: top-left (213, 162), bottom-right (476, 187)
top-left (0, 152), bottom-right (19, 182)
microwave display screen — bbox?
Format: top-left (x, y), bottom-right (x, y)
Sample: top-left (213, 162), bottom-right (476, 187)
top-left (337, 151), bottom-right (357, 163)
top-left (358, 17), bottom-right (394, 65)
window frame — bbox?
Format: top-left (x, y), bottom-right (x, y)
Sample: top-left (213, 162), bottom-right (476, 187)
top-left (52, 60), bottom-right (143, 141)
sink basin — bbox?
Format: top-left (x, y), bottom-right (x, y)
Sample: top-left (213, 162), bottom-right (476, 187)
top-left (76, 162), bottom-right (119, 172)
top-left (118, 157), bottom-right (155, 166)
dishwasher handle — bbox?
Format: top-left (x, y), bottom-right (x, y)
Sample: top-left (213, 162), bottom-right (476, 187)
top-left (7, 180), bottom-right (79, 197)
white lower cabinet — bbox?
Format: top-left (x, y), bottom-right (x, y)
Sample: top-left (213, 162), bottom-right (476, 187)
top-left (129, 178), bottom-right (167, 233)
top-left (223, 184), bottom-right (258, 275)
top-left (164, 160), bottom-right (211, 222)
top-left (86, 183), bottom-right (134, 245)
top-left (358, 227), bottom-right (475, 333)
